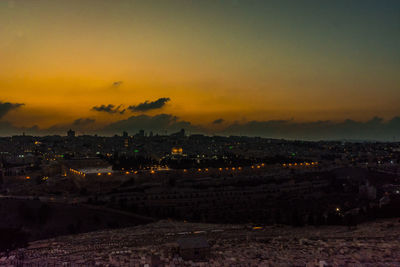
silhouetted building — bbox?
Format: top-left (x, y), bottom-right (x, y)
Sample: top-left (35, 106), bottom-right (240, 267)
top-left (136, 130), bottom-right (145, 138)
top-left (171, 129), bottom-right (185, 138)
top-left (171, 147), bottom-right (183, 155)
top-left (67, 129), bottom-right (75, 138)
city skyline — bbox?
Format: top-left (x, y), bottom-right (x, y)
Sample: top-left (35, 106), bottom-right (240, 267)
top-left (1, 0), bottom-right (400, 139)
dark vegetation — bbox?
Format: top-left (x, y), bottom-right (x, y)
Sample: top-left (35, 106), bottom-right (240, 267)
top-left (0, 198), bottom-right (152, 252)
top-left (105, 168), bottom-right (400, 230)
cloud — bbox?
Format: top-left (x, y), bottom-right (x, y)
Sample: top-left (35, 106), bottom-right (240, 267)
top-left (1, 112), bottom-right (400, 141)
top-left (0, 121), bottom-right (41, 136)
top-left (0, 101), bottom-right (24, 119)
top-left (128, 97), bottom-right (170, 112)
top-left (0, 121), bottom-right (21, 136)
top-left (102, 113), bottom-right (198, 135)
top-left (42, 118), bottom-right (98, 135)
top-left (112, 81), bottom-right (123, 87)
top-left (91, 98), bottom-right (170, 115)
top-left (73, 118), bottom-right (96, 126)
top-left (0, 116), bottom-right (97, 136)
top-left (212, 118), bottom-right (225, 124)
top-left (91, 104), bottom-right (125, 114)
top-left (219, 116), bottom-right (400, 141)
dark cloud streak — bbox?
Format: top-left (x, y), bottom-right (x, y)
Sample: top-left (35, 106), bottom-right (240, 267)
top-left (0, 101), bottom-right (24, 119)
top-left (128, 97), bottom-right (170, 112)
top-left (212, 118), bottom-right (224, 124)
top-left (73, 118), bottom-right (96, 126)
top-left (91, 104), bottom-right (125, 114)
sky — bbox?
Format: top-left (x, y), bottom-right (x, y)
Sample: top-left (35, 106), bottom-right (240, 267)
top-left (1, 0), bottom-right (400, 140)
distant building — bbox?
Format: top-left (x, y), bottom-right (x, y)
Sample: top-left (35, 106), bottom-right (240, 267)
top-left (171, 147), bottom-right (183, 155)
top-left (62, 157), bottom-right (112, 178)
top-left (177, 236), bottom-right (210, 261)
top-left (171, 129), bottom-right (185, 138)
top-left (67, 129), bottom-right (75, 138)
top-left (136, 130), bottom-right (145, 138)
top-left (124, 138), bottom-right (129, 148)
top-left (122, 131), bottom-right (128, 138)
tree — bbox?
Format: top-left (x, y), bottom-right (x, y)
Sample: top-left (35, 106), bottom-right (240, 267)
top-left (0, 228), bottom-right (29, 252)
top-left (38, 203), bottom-right (52, 224)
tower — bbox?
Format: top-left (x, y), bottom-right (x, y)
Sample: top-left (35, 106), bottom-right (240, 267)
top-left (67, 129), bottom-right (75, 138)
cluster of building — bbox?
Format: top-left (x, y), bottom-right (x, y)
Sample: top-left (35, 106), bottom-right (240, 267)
top-left (0, 130), bottom-right (400, 265)
top-left (1, 129), bottom-right (399, 175)
top-left (0, 130), bottom-right (399, 225)
top-left (1, 129), bottom-right (398, 182)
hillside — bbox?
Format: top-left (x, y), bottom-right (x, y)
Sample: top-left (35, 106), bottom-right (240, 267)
top-left (1, 218), bottom-right (400, 266)
top-left (0, 198), bottom-right (153, 245)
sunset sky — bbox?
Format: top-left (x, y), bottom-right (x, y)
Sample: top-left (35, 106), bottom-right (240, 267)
top-left (1, 0), bottom-right (399, 139)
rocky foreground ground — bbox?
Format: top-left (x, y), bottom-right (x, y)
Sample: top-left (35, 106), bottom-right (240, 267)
top-left (1, 218), bottom-right (400, 266)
